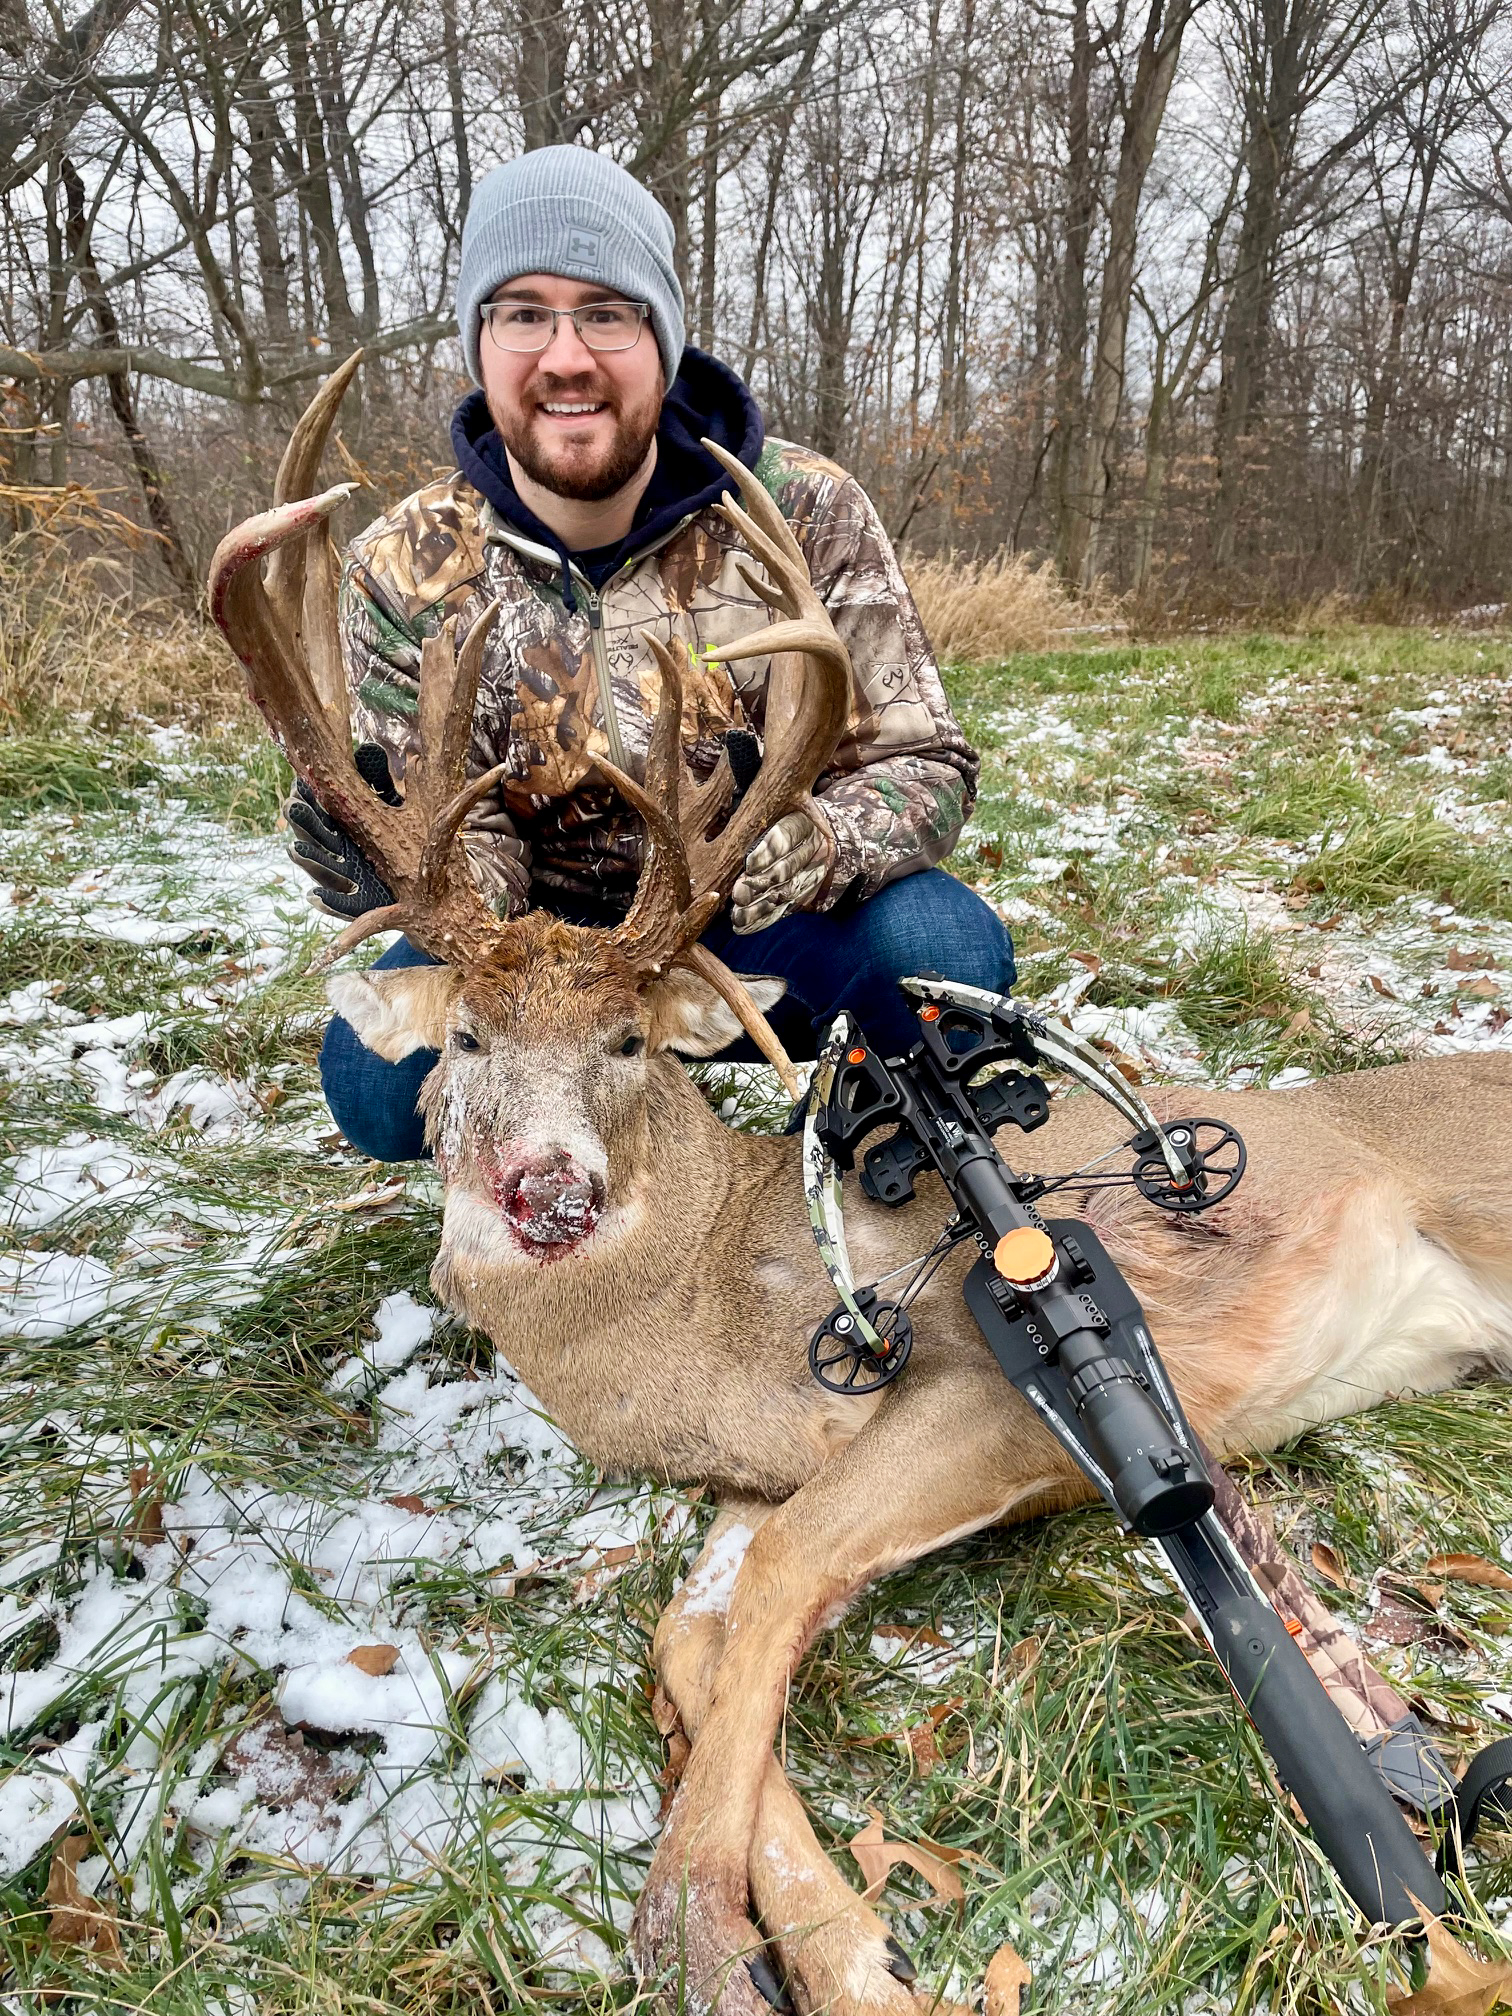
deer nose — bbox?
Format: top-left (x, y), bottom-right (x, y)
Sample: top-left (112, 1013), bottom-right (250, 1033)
top-left (495, 1148), bottom-right (606, 1251)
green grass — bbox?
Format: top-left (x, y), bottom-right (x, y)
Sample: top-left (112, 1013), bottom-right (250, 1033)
top-left (0, 732), bottom-right (160, 810)
top-left (0, 632), bottom-right (1509, 2016)
top-left (1292, 810), bottom-right (1512, 920)
top-left (1233, 756), bottom-right (1374, 842)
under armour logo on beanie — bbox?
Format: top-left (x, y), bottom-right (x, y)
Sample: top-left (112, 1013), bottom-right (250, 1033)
top-left (457, 147), bottom-right (686, 386)
top-left (564, 227), bottom-right (604, 270)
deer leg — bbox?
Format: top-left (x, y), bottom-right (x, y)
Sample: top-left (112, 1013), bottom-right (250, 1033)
top-left (654, 1501), bottom-right (923, 2016)
top-left (633, 1368), bottom-right (1065, 2015)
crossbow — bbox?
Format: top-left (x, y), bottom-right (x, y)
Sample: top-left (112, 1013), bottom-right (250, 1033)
top-left (800, 976), bottom-right (1504, 1935)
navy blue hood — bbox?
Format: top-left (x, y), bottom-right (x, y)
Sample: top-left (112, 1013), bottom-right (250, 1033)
top-left (451, 348), bottom-right (764, 606)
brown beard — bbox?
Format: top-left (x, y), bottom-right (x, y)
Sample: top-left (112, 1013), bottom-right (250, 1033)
top-left (489, 374), bottom-right (662, 503)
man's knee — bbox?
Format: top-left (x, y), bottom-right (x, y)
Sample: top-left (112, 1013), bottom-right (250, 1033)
top-left (851, 870), bottom-right (1016, 993)
top-left (319, 938), bottom-right (439, 1163)
top-left (319, 1014), bottom-right (434, 1162)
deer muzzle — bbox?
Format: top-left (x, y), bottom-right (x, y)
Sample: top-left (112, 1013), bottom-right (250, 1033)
top-left (485, 1146), bottom-right (607, 1256)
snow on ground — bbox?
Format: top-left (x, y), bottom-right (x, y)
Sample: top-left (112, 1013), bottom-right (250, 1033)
top-left (0, 775), bottom-right (681, 1961)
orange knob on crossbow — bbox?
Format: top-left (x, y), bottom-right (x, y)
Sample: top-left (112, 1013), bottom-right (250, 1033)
top-left (994, 1225), bottom-right (1058, 1291)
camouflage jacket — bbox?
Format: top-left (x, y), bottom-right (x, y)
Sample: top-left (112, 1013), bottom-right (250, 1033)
top-left (340, 440), bottom-right (979, 918)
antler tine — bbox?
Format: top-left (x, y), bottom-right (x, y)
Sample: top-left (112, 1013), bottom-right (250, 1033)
top-left (597, 632), bottom-right (697, 961)
top-left (683, 439), bottom-right (855, 905)
top-left (266, 349), bottom-right (363, 629)
top-left (209, 483), bottom-right (367, 826)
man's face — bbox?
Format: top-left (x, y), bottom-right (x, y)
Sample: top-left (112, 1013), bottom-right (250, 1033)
top-left (479, 273), bottom-right (664, 503)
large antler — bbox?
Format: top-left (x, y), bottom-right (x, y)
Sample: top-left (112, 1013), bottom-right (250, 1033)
top-left (207, 355), bottom-right (508, 972)
top-left (591, 439), bottom-right (854, 1096)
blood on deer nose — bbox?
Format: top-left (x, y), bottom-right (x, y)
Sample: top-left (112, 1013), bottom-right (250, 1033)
top-left (492, 1147), bottom-right (605, 1254)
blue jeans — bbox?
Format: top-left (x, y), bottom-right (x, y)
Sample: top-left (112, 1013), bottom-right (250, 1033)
top-left (319, 868), bottom-right (1016, 1162)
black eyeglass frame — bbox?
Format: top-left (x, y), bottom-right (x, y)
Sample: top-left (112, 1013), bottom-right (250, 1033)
top-left (479, 299), bottom-right (652, 354)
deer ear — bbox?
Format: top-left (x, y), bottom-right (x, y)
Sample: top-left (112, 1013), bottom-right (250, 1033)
top-left (648, 971), bottom-right (788, 1058)
top-left (327, 966), bottom-right (464, 1062)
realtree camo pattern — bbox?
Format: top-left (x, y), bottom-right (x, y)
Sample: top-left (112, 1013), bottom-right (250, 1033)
top-left (339, 439), bottom-right (978, 915)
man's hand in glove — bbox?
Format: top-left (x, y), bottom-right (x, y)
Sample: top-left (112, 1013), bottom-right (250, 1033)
top-left (284, 743), bottom-right (398, 921)
top-left (729, 808), bottom-right (837, 934)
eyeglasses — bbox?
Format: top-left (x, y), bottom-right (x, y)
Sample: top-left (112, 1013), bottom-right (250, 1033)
top-left (480, 299), bottom-right (650, 354)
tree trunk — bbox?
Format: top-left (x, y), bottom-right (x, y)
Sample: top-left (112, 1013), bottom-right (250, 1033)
top-left (697, 0), bottom-right (720, 353)
top-left (1051, 0), bottom-right (1095, 580)
top-left (1076, 0), bottom-right (1198, 587)
top-left (60, 157), bottom-right (200, 608)
top-left (517, 0), bottom-right (570, 150)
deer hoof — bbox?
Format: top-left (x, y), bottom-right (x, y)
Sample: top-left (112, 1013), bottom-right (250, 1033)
top-left (883, 1937), bottom-right (917, 1984)
top-left (747, 1950), bottom-right (796, 2012)
top-left (632, 1868), bottom-right (772, 2016)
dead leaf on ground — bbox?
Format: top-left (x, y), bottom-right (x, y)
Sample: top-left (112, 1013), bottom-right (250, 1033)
top-left (1005, 1635), bottom-right (1042, 1685)
top-left (1069, 950), bottom-right (1102, 973)
top-left (127, 1464), bottom-right (165, 1548)
top-left (1368, 974), bottom-right (1399, 999)
top-left (908, 1721), bottom-right (940, 1774)
top-left (1424, 1553), bottom-right (1512, 1593)
top-left (1283, 1007), bottom-right (1314, 1035)
top-left (985, 1942), bottom-right (1032, 2016)
top-left (1311, 1541), bottom-right (1352, 1590)
top-left (873, 1622), bottom-right (953, 1651)
top-left (46, 1836), bottom-right (123, 1962)
top-left (1386, 1906), bottom-right (1512, 2015)
top-left (1446, 947), bottom-right (1502, 972)
top-left (386, 1493), bottom-right (438, 1516)
top-left (650, 1682), bottom-right (680, 1737)
top-left (848, 1813), bottom-right (967, 1913)
top-left (657, 1729), bottom-right (691, 1816)
top-left (330, 1179), bottom-right (407, 1214)
top-left (222, 1719), bottom-right (352, 1813)
top-left (1459, 977), bottom-right (1504, 1000)
top-left (347, 1643), bottom-right (400, 1676)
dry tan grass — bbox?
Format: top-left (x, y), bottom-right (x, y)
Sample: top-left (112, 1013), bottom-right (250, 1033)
top-left (0, 539), bottom-right (246, 728)
top-left (905, 547), bottom-right (1115, 662)
top-left (1, 532), bottom-right (1117, 734)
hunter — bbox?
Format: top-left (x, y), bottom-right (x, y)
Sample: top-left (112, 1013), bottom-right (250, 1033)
top-left (291, 145), bottom-right (1017, 1159)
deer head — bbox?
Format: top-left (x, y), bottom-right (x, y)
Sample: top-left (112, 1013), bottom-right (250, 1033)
top-left (209, 356), bottom-right (853, 1261)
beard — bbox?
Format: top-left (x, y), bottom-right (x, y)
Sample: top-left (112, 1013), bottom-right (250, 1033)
top-left (489, 371), bottom-right (662, 503)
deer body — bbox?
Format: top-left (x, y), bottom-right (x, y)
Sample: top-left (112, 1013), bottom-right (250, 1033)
top-left (428, 1043), bottom-right (1512, 1504)
top-left (210, 370), bottom-right (1512, 2016)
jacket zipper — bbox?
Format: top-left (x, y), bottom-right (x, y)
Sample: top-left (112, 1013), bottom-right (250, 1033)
top-left (579, 584), bottom-right (628, 773)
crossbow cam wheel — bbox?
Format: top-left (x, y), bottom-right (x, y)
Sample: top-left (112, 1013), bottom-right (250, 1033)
top-left (809, 1299), bottom-right (913, 1393)
top-left (1132, 1118), bottom-right (1246, 1213)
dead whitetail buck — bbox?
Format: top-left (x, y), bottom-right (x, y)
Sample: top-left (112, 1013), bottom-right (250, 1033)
top-left (210, 357), bottom-right (1512, 2016)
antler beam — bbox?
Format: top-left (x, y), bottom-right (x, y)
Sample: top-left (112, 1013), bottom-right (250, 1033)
top-left (207, 356), bottom-right (510, 972)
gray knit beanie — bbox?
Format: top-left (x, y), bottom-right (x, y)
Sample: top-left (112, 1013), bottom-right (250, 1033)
top-left (457, 147), bottom-right (685, 386)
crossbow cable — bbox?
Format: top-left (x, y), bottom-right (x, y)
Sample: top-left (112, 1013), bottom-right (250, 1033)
top-left (802, 1011), bottom-right (889, 1354)
top-left (897, 975), bottom-right (1192, 1188)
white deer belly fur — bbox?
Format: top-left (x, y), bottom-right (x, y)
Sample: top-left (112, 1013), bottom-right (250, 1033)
top-left (1235, 1188), bottom-right (1512, 1451)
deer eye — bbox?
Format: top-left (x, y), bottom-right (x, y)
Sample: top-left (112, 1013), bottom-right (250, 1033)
top-left (617, 1033), bottom-right (645, 1057)
top-left (452, 1028), bottom-right (480, 1052)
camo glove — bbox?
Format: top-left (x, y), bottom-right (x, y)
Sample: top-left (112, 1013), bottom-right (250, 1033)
top-left (284, 742), bottom-right (398, 922)
top-left (729, 808), bottom-right (838, 935)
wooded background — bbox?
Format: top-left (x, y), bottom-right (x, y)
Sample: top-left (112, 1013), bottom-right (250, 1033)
top-left (6, 0), bottom-right (1512, 613)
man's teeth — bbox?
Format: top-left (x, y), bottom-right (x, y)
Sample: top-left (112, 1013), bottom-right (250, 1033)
top-left (542, 401), bottom-right (605, 414)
